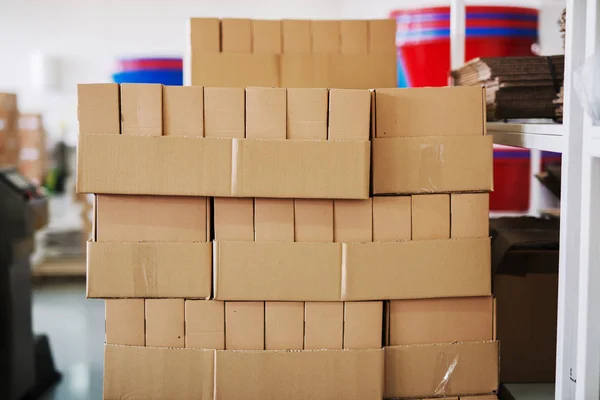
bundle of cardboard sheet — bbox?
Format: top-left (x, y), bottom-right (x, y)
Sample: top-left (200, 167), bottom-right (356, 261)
top-left (77, 18), bottom-right (499, 400)
top-left (452, 56), bottom-right (564, 121)
top-left (555, 9), bottom-right (567, 122)
top-left (0, 93), bottom-right (20, 167)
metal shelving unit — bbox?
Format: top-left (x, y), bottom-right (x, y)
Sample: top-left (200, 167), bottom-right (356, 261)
top-left (450, 1), bottom-right (600, 399)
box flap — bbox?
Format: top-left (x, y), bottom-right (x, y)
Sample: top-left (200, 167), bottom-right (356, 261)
top-left (215, 349), bottom-right (384, 400)
top-left (86, 241), bottom-right (211, 299)
top-left (372, 136), bottom-right (493, 195)
top-left (384, 341), bottom-right (499, 399)
top-left (104, 345), bottom-right (214, 400)
top-left (343, 239), bottom-right (491, 300)
top-left (214, 241), bottom-right (342, 301)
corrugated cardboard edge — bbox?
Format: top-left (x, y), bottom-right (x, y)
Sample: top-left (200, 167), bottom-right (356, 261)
top-left (87, 240), bottom-right (212, 299)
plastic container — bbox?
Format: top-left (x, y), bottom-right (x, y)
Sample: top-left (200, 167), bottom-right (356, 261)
top-left (113, 57), bottom-right (183, 85)
top-left (391, 6), bottom-right (539, 87)
top-left (491, 147), bottom-right (530, 211)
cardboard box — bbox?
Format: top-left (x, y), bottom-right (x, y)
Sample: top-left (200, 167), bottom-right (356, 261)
top-left (384, 341), bottom-right (499, 398)
top-left (77, 134), bottom-right (370, 199)
top-left (368, 19), bottom-right (396, 54)
top-left (204, 87), bottom-right (245, 138)
top-left (339, 20), bottom-right (368, 54)
top-left (282, 20), bottom-right (311, 53)
top-left (374, 87), bottom-right (486, 137)
top-left (86, 241), bottom-right (211, 299)
top-left (491, 217), bottom-right (559, 383)
top-left (334, 199), bottom-right (372, 242)
top-left (344, 301), bottom-right (383, 349)
top-left (286, 88), bottom-right (328, 140)
top-left (461, 396), bottom-right (497, 399)
top-left (252, 20), bottom-right (282, 53)
top-left (96, 194), bottom-right (208, 242)
top-left (265, 302), bottom-right (304, 350)
top-left (245, 87), bottom-right (286, 139)
top-left (185, 300), bottom-right (225, 350)
top-left (372, 196), bottom-right (411, 241)
top-left (225, 302), bottom-right (265, 350)
top-left (214, 238), bottom-right (491, 301)
top-left (191, 53), bottom-right (280, 87)
top-left (120, 84), bottom-right (162, 136)
top-left (221, 19), bottom-right (252, 53)
top-left (311, 20), bottom-right (340, 53)
top-left (304, 302), bottom-right (343, 349)
top-left (105, 299), bottom-right (145, 346)
top-left (215, 349), bottom-right (384, 400)
top-left (388, 297), bottom-right (495, 346)
top-left (77, 84), bottom-right (120, 135)
top-left (146, 299), bottom-right (185, 348)
top-left (254, 199), bottom-right (294, 241)
top-left (412, 194), bottom-right (450, 240)
top-left (189, 18), bottom-right (220, 53)
top-left (214, 198), bottom-right (254, 241)
top-left (372, 136), bottom-right (493, 195)
top-left (294, 199), bottom-right (334, 242)
top-left (328, 89), bottom-right (371, 141)
top-left (104, 345), bottom-right (214, 400)
top-left (163, 86), bottom-right (204, 137)
top-left (451, 193), bottom-right (489, 238)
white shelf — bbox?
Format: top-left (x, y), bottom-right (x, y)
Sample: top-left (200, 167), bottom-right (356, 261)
top-left (487, 122), bottom-right (565, 153)
top-left (502, 383), bottom-right (555, 400)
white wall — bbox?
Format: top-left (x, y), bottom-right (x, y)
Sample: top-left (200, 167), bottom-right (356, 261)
top-left (0, 0), bottom-right (565, 145)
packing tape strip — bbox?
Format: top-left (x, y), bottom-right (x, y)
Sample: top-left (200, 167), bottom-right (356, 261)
top-left (340, 243), bottom-right (348, 301)
top-left (132, 244), bottom-right (159, 297)
top-left (433, 352), bottom-right (460, 396)
top-left (230, 138), bottom-right (240, 196)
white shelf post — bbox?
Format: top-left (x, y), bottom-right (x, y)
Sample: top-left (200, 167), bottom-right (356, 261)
top-left (450, 0), bottom-right (466, 71)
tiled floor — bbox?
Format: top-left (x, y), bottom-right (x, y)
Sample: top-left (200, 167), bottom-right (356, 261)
top-left (32, 280), bottom-right (104, 400)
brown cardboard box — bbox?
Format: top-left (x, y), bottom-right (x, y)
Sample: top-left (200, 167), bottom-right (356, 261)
top-left (374, 86), bottom-right (486, 137)
top-left (104, 345), bottom-right (214, 400)
top-left (368, 19), bottom-right (396, 54)
top-left (204, 87), bottom-right (245, 138)
top-left (304, 302), bottom-right (343, 349)
top-left (225, 302), bottom-right (265, 350)
top-left (334, 199), bottom-right (372, 242)
top-left (252, 20), bottom-right (282, 53)
top-left (339, 20), bottom-right (368, 54)
top-left (189, 18), bottom-right (220, 53)
top-left (372, 136), bottom-right (493, 195)
top-left (384, 341), bottom-right (499, 398)
top-left (105, 299), bottom-right (145, 346)
top-left (388, 297), bottom-right (495, 346)
top-left (214, 198), bottom-right (254, 241)
top-left (254, 199), bottom-right (294, 241)
top-left (215, 349), bottom-right (384, 400)
top-left (245, 87), bottom-right (286, 139)
top-left (344, 301), bottom-right (383, 349)
top-left (96, 195), bottom-right (207, 242)
top-left (185, 300), bottom-right (225, 350)
top-left (328, 89), bottom-right (371, 141)
top-left (163, 86), bottom-right (204, 137)
top-left (372, 196), bottom-right (411, 241)
top-left (286, 88), bottom-right (328, 140)
top-left (191, 53), bottom-right (280, 87)
top-left (214, 238), bottom-right (491, 301)
top-left (311, 21), bottom-right (340, 53)
top-left (214, 241), bottom-right (341, 301)
top-left (77, 84), bottom-right (120, 134)
top-left (325, 53), bottom-right (397, 89)
top-left (86, 241), bottom-right (211, 299)
top-left (120, 84), bottom-right (162, 136)
top-left (77, 134), bottom-right (370, 199)
top-left (146, 299), bottom-right (185, 348)
top-left (265, 302), bottom-right (304, 350)
top-left (294, 199), bottom-right (334, 242)
top-left (412, 194), bottom-right (450, 240)
top-left (279, 53), bottom-right (329, 88)
top-left (282, 20), bottom-right (311, 53)
top-left (221, 19), bottom-right (252, 53)
top-left (18, 113), bottom-right (47, 185)
top-left (451, 193), bottom-right (489, 238)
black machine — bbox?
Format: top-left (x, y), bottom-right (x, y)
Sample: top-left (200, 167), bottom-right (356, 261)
top-left (0, 167), bottom-right (59, 399)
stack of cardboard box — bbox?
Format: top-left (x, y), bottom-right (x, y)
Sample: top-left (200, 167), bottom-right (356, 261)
top-left (18, 113), bottom-right (47, 186)
top-left (0, 93), bottom-right (20, 167)
top-left (76, 17), bottom-right (500, 400)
